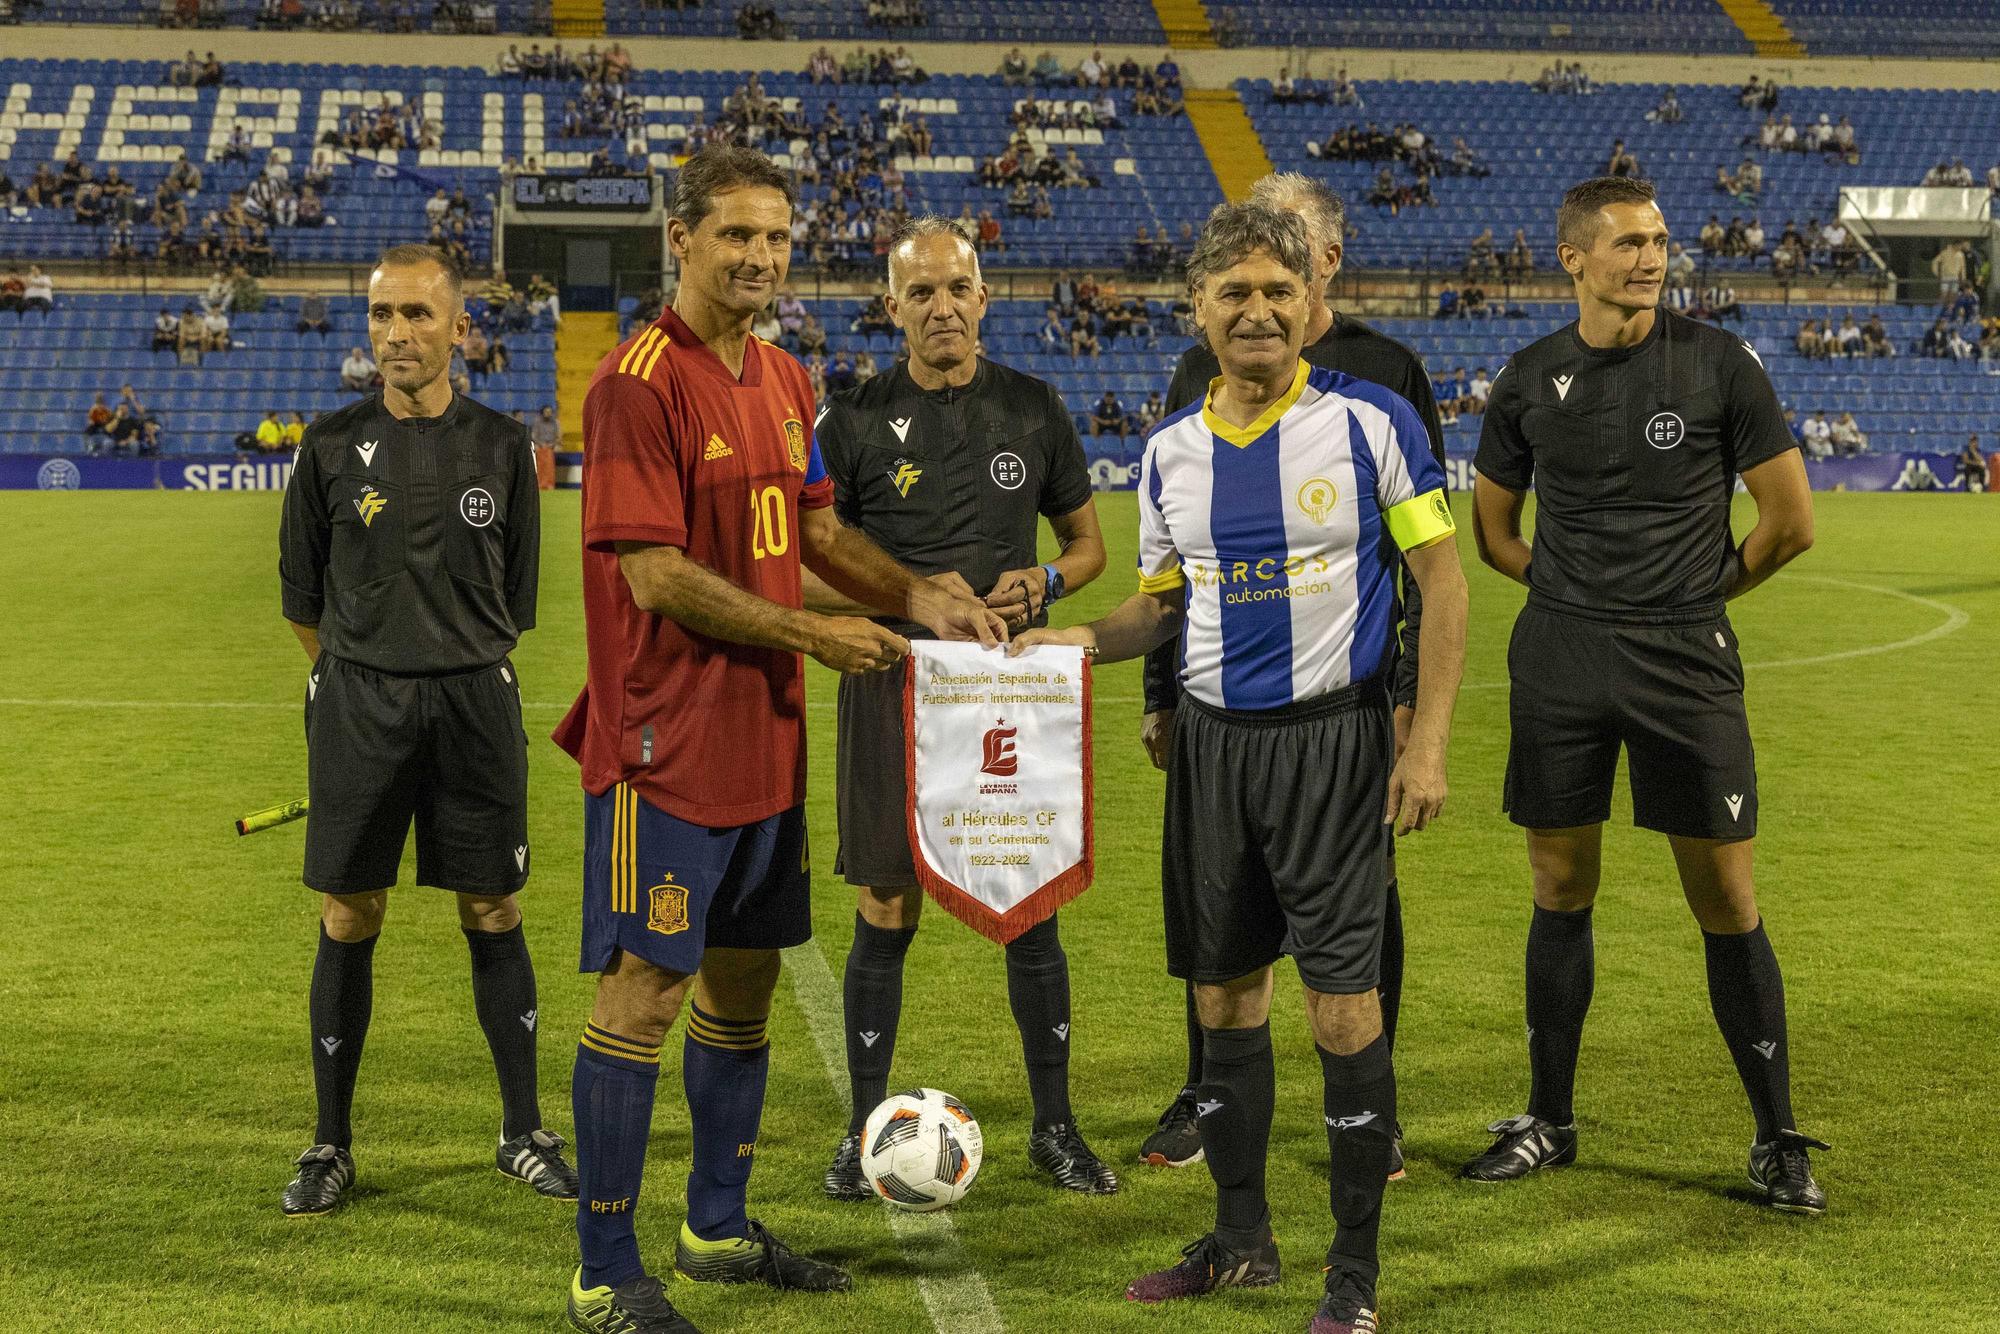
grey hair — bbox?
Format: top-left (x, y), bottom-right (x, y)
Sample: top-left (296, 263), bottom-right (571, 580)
top-left (1184, 202), bottom-right (1314, 294)
top-left (1247, 172), bottom-right (1345, 255)
top-left (885, 215), bottom-right (982, 291)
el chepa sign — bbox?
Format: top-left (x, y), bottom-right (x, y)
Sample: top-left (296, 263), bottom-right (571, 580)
top-left (902, 642), bottom-right (1093, 944)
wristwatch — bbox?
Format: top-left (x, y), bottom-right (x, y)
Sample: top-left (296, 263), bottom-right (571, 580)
top-left (1041, 563), bottom-right (1065, 603)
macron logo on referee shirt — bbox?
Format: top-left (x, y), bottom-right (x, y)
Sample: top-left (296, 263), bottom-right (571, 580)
top-left (355, 440), bottom-right (379, 467)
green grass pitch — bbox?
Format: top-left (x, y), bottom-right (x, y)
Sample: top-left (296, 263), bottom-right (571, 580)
top-left (1, 489), bottom-right (1996, 1333)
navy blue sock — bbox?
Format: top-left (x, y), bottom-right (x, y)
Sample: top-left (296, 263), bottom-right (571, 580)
top-left (574, 1023), bottom-right (662, 1291)
top-left (843, 913), bottom-right (916, 1133)
top-left (1525, 905), bottom-right (1594, 1126)
top-left (1704, 920), bottom-right (1796, 1143)
top-left (309, 925), bottom-right (376, 1150)
top-left (1004, 915), bottom-right (1073, 1130)
top-left (683, 1006), bottom-right (770, 1242)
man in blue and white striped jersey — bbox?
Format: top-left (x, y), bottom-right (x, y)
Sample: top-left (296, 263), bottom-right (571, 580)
top-left (1014, 202), bottom-right (1466, 1334)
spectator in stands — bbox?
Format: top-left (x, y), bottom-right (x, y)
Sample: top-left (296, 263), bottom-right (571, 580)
top-left (975, 210), bottom-right (1004, 253)
top-left (1068, 309), bottom-right (1100, 358)
top-left (853, 350), bottom-right (879, 384)
top-left (1931, 242), bottom-right (1968, 305)
top-left (1460, 284), bottom-right (1488, 319)
top-left (735, 2), bottom-right (781, 38)
top-left (1859, 313), bottom-right (1892, 358)
top-left (1799, 412), bottom-right (1832, 459)
top-left (1959, 437), bottom-right (1987, 491)
top-left (530, 406), bottom-right (560, 490)
top-left (1032, 306), bottom-right (1066, 352)
top-left (1739, 75), bottom-right (1778, 112)
top-left (21, 265), bottom-right (54, 317)
top-left (1833, 314), bottom-right (1864, 357)
top-left (1919, 318), bottom-right (1952, 357)
top-left (1604, 140), bottom-right (1640, 179)
top-left (83, 394), bottom-right (115, 446)
top-left (1467, 367), bottom-right (1493, 414)
top-left (254, 410), bottom-right (287, 453)
top-left (1000, 47), bottom-right (1029, 86)
top-left (796, 313), bottom-right (827, 356)
top-left (1830, 412), bottom-right (1869, 456)
top-left (1946, 324), bottom-right (1976, 360)
top-left (0, 268), bottom-right (24, 315)
top-left (341, 345), bottom-right (378, 392)
top-left (294, 291), bottom-right (331, 338)
top-left (1796, 319), bottom-right (1828, 358)
top-left (1075, 47), bottom-right (1105, 88)
top-left (146, 307), bottom-right (179, 352)
top-left (1433, 284), bottom-right (1459, 319)
top-left (1465, 228), bottom-right (1497, 280)
top-left (1743, 217), bottom-right (1766, 256)
top-left (171, 305), bottom-right (203, 363)
top-left (463, 322), bottom-right (493, 378)
top-left (1134, 391), bottom-right (1165, 434)
top-left (1648, 87), bottom-right (1682, 125)
top-left (1444, 137), bottom-right (1489, 178)
top-left (1090, 391), bottom-right (1124, 438)
top-left (282, 411), bottom-right (306, 448)
top-left (202, 303), bottom-right (232, 351)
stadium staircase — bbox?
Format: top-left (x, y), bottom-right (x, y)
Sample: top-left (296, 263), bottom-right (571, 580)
top-left (1183, 89), bottom-right (1274, 203)
top-left (557, 312), bottom-right (620, 448)
top-left (1150, 0), bottom-right (1218, 47)
top-left (1714, 0), bottom-right (1807, 56)
top-left (552, 0), bottom-right (605, 37)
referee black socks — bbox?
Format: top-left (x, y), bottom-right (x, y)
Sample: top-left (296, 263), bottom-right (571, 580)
top-left (309, 925), bottom-right (376, 1150)
top-left (1703, 920), bottom-right (1796, 1143)
top-left (1319, 1036), bottom-right (1397, 1284)
top-left (464, 922), bottom-right (542, 1142)
top-left (1525, 904), bottom-right (1595, 1126)
top-left (1004, 915), bottom-right (1074, 1131)
top-left (843, 912), bottom-right (916, 1133)
top-left (1196, 1022), bottom-right (1275, 1251)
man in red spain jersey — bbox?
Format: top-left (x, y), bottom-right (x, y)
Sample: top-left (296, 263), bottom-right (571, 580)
top-left (554, 146), bottom-right (1006, 1334)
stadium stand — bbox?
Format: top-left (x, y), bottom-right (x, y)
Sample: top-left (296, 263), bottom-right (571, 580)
top-left (1202, 0), bottom-right (1754, 54)
top-left (1765, 1), bottom-right (2000, 57)
top-left (1243, 76), bottom-right (1998, 272)
top-left (0, 292), bottom-right (557, 454)
top-left (0, 58), bottom-right (1218, 270)
top-left (6, 0), bottom-right (552, 35)
top-left (602, 0), bottom-right (1165, 46)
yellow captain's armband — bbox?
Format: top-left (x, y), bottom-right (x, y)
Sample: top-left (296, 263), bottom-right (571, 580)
top-left (1383, 489), bottom-right (1457, 550)
top-left (1137, 562), bottom-right (1185, 594)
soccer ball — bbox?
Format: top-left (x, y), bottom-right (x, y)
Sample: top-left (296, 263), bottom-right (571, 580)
top-left (858, 1088), bottom-right (983, 1212)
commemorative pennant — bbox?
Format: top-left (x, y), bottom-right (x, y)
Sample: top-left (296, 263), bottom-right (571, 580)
top-left (903, 642), bottom-right (1093, 945)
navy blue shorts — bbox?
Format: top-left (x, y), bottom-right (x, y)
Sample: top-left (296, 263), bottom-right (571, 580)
top-left (580, 782), bottom-right (812, 976)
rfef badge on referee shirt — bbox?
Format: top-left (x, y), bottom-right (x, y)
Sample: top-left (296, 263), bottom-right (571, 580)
top-left (902, 642), bottom-right (1093, 944)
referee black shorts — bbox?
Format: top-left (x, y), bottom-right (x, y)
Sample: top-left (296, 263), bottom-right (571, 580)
top-left (1162, 680), bottom-right (1393, 996)
top-left (833, 665), bottom-right (917, 888)
top-left (302, 654), bottom-right (531, 895)
top-left (1503, 601), bottom-right (1758, 840)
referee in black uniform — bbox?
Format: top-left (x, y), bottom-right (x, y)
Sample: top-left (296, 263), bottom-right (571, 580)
top-left (1137, 173), bottom-right (1446, 1178)
top-left (803, 217), bottom-right (1120, 1199)
top-left (1461, 178), bottom-right (1829, 1212)
top-left (276, 244), bottom-right (575, 1216)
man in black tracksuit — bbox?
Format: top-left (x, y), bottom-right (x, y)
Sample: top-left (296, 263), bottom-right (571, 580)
top-left (1137, 175), bottom-right (1446, 1180)
top-left (276, 244), bottom-right (575, 1216)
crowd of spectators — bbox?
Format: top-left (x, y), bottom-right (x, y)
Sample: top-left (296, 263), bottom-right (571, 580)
top-left (864, 0), bottom-right (925, 26)
top-left (0, 265), bottom-right (56, 317)
top-left (735, 2), bottom-right (782, 38)
top-left (83, 383), bottom-right (166, 455)
top-left (1428, 365), bottom-right (1491, 427)
top-left (1531, 63), bottom-right (1598, 96)
top-left (497, 42), bottom-right (632, 82)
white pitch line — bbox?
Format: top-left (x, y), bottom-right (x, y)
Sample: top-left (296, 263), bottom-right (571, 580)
top-left (0, 578), bottom-right (1967, 715)
top-left (782, 941), bottom-right (1006, 1334)
top-left (1455, 573), bottom-right (1972, 690)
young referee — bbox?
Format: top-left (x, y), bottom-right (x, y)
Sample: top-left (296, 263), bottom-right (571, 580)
top-left (1017, 204), bottom-right (1466, 1334)
top-left (802, 218), bottom-right (1116, 1201)
top-left (1137, 173), bottom-right (1446, 1180)
top-left (1462, 177), bottom-right (1828, 1212)
top-left (276, 244), bottom-right (573, 1215)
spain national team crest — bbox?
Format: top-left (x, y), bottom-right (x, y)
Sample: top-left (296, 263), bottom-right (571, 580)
top-left (646, 875), bottom-right (690, 936)
top-left (783, 416), bottom-right (808, 472)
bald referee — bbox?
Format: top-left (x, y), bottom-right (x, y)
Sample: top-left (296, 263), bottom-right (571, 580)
top-left (277, 244), bottom-right (574, 1216)
top-left (1018, 203), bottom-right (1465, 1334)
top-left (802, 217), bottom-right (1116, 1200)
top-left (1462, 177), bottom-right (1828, 1213)
top-left (1137, 173), bottom-right (1445, 1180)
